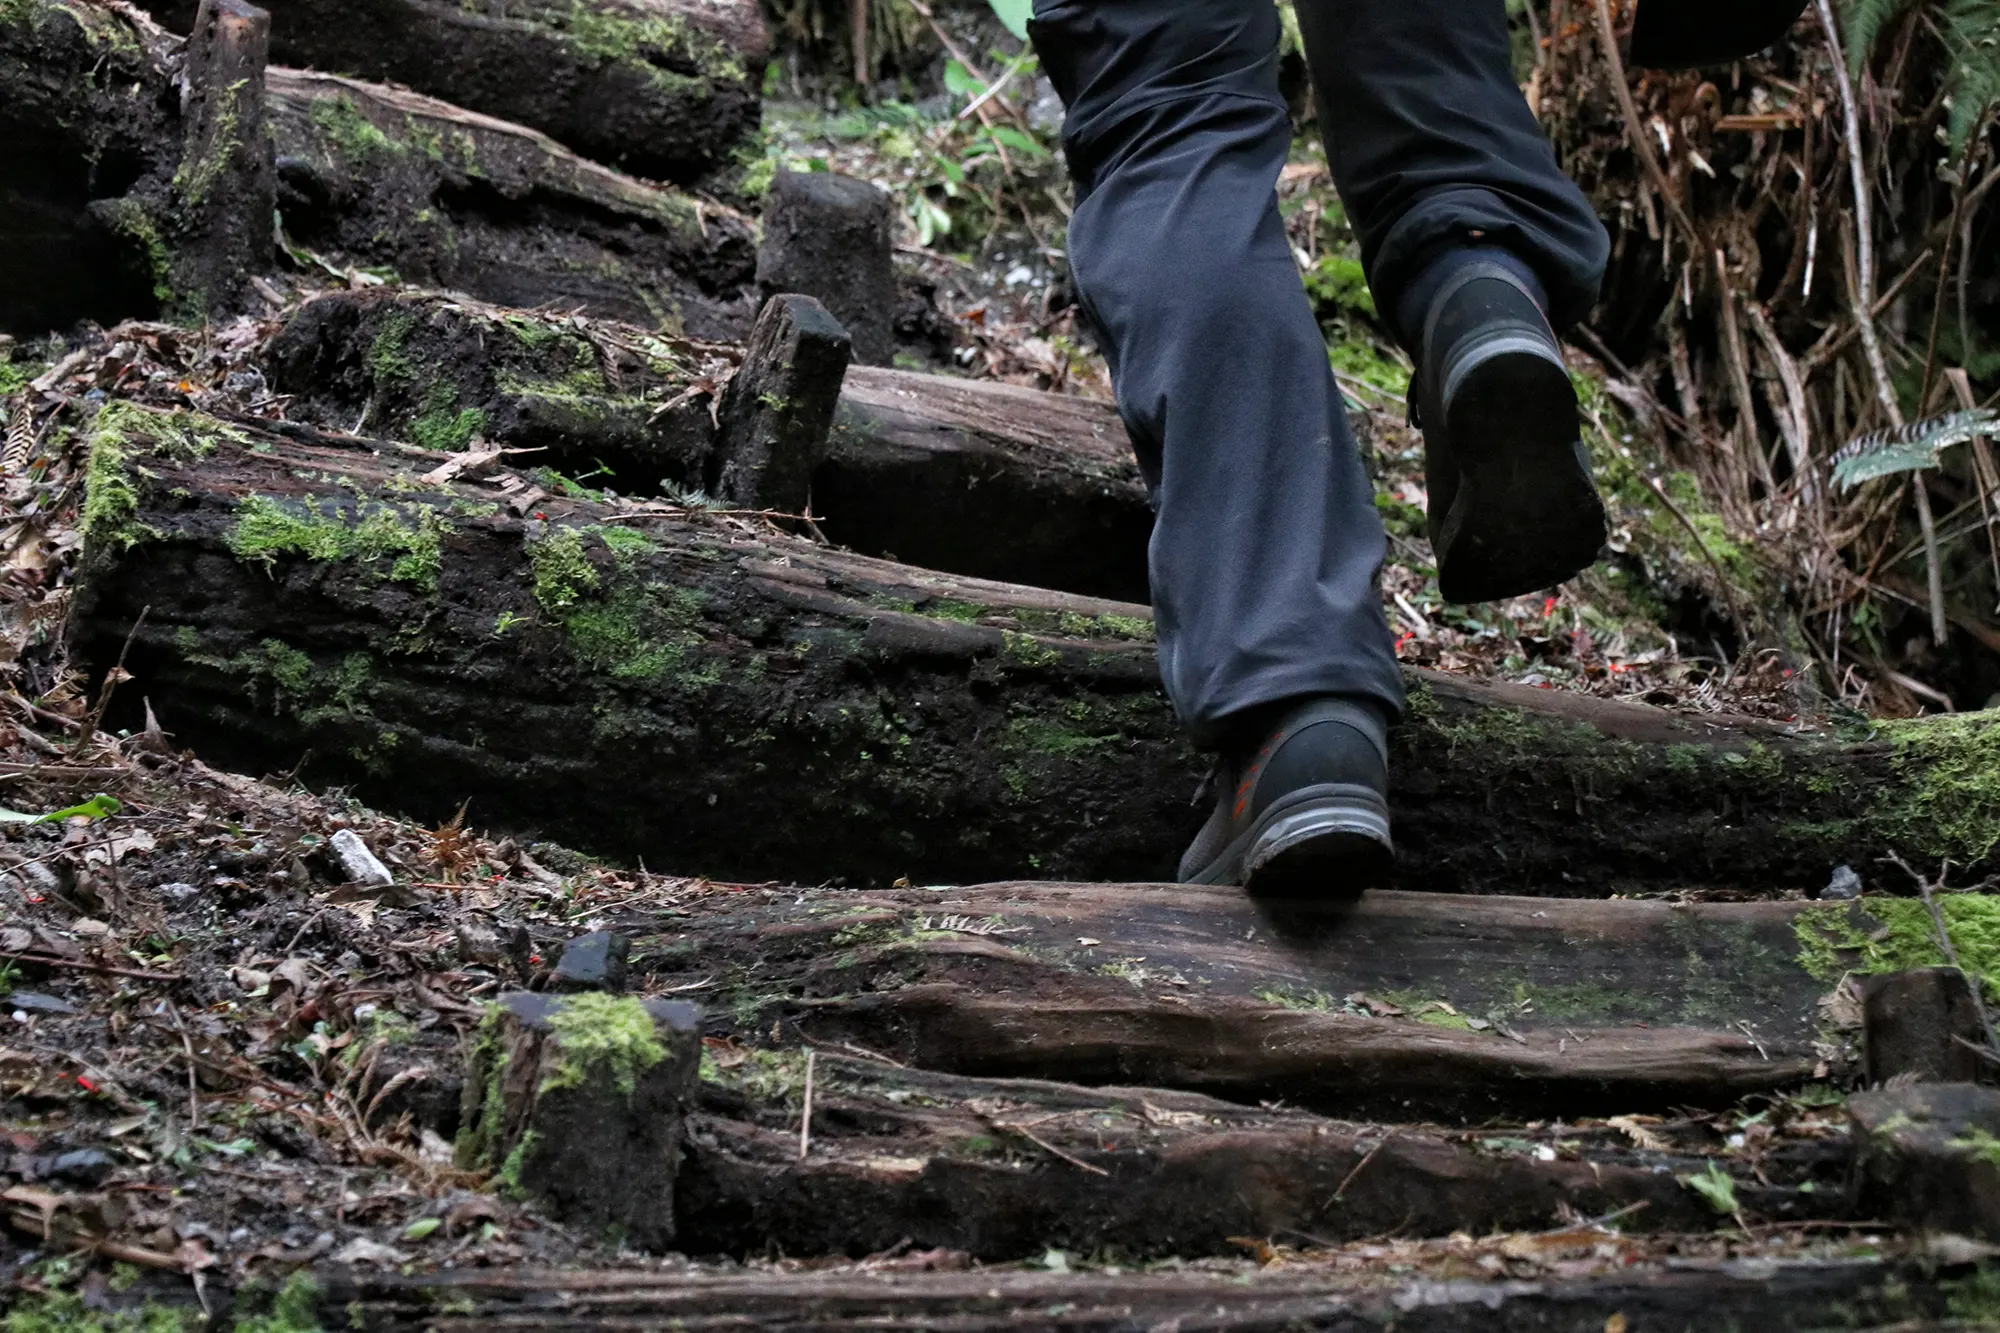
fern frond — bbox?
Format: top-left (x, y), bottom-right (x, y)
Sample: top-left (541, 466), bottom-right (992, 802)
top-left (1830, 408), bottom-right (2000, 488)
top-left (1840, 0), bottom-right (1922, 73)
top-left (2, 395), bottom-right (34, 475)
top-left (1941, 0), bottom-right (2000, 154)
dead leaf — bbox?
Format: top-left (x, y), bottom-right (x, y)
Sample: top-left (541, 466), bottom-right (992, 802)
top-left (1607, 1115), bottom-right (1669, 1151)
top-left (330, 1236), bottom-right (410, 1266)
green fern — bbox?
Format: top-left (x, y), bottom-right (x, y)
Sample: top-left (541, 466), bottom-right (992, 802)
top-left (1841, 0), bottom-right (2000, 155)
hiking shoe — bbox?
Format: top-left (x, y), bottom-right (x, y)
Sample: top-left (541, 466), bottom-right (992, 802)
top-left (1178, 697), bottom-right (1393, 899)
top-left (1411, 261), bottom-right (1607, 604)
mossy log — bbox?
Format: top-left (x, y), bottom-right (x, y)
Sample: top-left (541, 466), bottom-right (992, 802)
top-left (266, 72), bottom-right (757, 338)
top-left (633, 881), bottom-right (1861, 1118)
top-left (268, 290), bottom-right (1152, 596)
top-left (65, 400), bottom-right (2000, 892)
top-left (0, 0), bottom-right (275, 333)
top-left (316, 1256), bottom-right (1987, 1331)
top-left (137, 0), bottom-right (768, 186)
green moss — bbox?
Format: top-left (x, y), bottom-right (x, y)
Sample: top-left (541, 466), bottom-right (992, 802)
top-left (1877, 711), bottom-right (2000, 864)
top-left (229, 495), bottom-right (450, 591)
top-left (530, 527), bottom-right (714, 686)
top-left (95, 197), bottom-right (175, 311)
top-left (698, 1045), bottom-right (812, 1103)
top-left (310, 95), bottom-right (402, 164)
top-left (171, 76), bottom-right (247, 210)
top-left (1, 1294), bottom-right (193, 1332)
top-left (231, 1273), bottom-right (324, 1333)
top-left (367, 311), bottom-right (418, 386)
top-left (1795, 895), bottom-right (2000, 993)
top-left (408, 382), bottom-right (486, 452)
top-left (557, 0), bottom-right (742, 83)
top-left (82, 425), bottom-right (143, 551)
top-left (179, 633), bottom-right (379, 739)
top-left (1001, 630), bottom-right (1062, 669)
top-left (0, 0), bottom-right (48, 30)
top-left (927, 598), bottom-right (986, 623)
top-left (1952, 1127), bottom-right (2000, 1168)
top-left (1256, 985), bottom-right (1337, 1011)
top-left (543, 993), bottom-right (667, 1096)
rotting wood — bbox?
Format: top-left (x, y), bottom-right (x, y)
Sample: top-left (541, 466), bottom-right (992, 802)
top-left (265, 72), bottom-right (758, 338)
top-left (676, 1052), bottom-right (1841, 1259)
top-left (456, 991), bottom-right (701, 1249)
top-left (135, 0), bottom-right (770, 186)
top-left (312, 1254), bottom-right (1994, 1331)
top-left (267, 292), bottom-right (1147, 594)
top-left (713, 293), bottom-right (852, 512)
top-left (628, 882), bottom-right (1852, 1118)
top-left (65, 401), bottom-right (2000, 892)
top-left (0, 0), bottom-right (207, 333)
top-left (170, 0), bottom-right (276, 319)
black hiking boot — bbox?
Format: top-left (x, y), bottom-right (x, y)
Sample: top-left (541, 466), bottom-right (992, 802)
top-left (1178, 697), bottom-right (1393, 899)
top-left (1410, 260), bottom-right (1608, 605)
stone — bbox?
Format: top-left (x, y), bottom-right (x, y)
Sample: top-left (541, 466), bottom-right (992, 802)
top-left (756, 170), bottom-right (895, 367)
top-left (456, 992), bottom-right (701, 1250)
top-left (1851, 1083), bottom-right (2000, 1240)
top-left (1862, 968), bottom-right (1990, 1085)
top-left (550, 930), bottom-right (629, 993)
top-left (330, 829), bottom-right (394, 888)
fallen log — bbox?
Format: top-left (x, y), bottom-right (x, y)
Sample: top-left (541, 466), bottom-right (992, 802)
top-left (315, 1255), bottom-right (1991, 1332)
top-left (0, 0), bottom-right (276, 333)
top-left (267, 290), bottom-right (1152, 597)
top-left (266, 71), bottom-right (757, 338)
top-left (136, 0), bottom-right (769, 186)
top-left (632, 882), bottom-right (1852, 1117)
top-left (66, 401), bottom-right (2000, 891)
top-left (677, 1052), bottom-right (1836, 1259)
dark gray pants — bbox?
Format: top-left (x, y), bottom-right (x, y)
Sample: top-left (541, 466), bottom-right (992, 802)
top-left (1029, 0), bottom-right (1607, 748)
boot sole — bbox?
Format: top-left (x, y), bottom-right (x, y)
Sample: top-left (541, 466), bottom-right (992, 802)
top-left (1434, 340), bottom-right (1607, 605)
top-left (1187, 784), bottom-right (1393, 901)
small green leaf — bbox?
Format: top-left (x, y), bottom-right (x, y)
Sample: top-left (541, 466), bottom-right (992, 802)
top-left (0, 794), bottom-right (124, 825)
top-left (1681, 1162), bottom-right (1740, 1216)
top-left (986, 0), bottom-right (1033, 40)
top-left (988, 125), bottom-right (1048, 157)
top-left (404, 1217), bottom-right (443, 1240)
top-left (943, 59), bottom-right (985, 98)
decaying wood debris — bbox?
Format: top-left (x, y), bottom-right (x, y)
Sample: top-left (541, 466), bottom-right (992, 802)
top-left (136, 0), bottom-right (771, 186)
top-left (62, 398), bottom-right (2000, 891)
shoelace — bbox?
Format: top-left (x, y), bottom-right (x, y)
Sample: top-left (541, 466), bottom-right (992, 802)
top-left (1190, 755), bottom-right (1225, 809)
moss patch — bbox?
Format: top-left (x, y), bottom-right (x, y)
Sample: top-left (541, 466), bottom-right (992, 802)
top-left (543, 993), bottom-right (667, 1096)
top-left (1795, 894), bottom-right (2000, 993)
top-left (310, 95), bottom-right (402, 164)
top-left (83, 404), bottom-right (248, 551)
top-left (229, 494), bottom-right (450, 591)
top-left (1876, 711), bottom-right (2000, 864)
top-left (530, 526), bottom-right (715, 686)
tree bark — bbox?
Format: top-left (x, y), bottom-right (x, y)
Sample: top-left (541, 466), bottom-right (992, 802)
top-left (171, 0), bottom-right (277, 318)
top-left (67, 403), bottom-right (2000, 892)
top-left (266, 71), bottom-right (758, 338)
top-left (135, 0), bottom-right (769, 186)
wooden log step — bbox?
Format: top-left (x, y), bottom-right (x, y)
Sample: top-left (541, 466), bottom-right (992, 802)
top-left (675, 1051), bottom-right (1849, 1260)
top-left (313, 1252), bottom-right (1992, 1331)
top-left (630, 882), bottom-right (1874, 1118)
top-left (65, 400), bottom-right (2000, 892)
top-left (266, 72), bottom-right (758, 338)
top-left (136, 0), bottom-right (769, 187)
top-left (267, 290), bottom-right (1148, 595)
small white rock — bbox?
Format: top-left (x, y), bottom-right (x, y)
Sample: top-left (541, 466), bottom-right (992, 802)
top-left (331, 829), bottom-right (395, 888)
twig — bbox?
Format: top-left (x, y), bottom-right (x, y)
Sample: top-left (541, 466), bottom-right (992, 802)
top-left (75, 607), bottom-right (148, 757)
top-left (1333, 1138), bottom-right (1387, 1201)
top-left (993, 1119), bottom-right (1110, 1176)
top-left (166, 1001), bottom-right (201, 1131)
top-left (1593, 0), bottom-right (1700, 254)
top-left (1, 951), bottom-right (182, 982)
top-left (798, 1048), bottom-right (816, 1161)
top-left (1886, 852), bottom-right (2000, 1058)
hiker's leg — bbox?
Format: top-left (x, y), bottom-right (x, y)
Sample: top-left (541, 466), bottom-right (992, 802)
top-left (1029, 0), bottom-right (1403, 749)
top-left (1294, 0), bottom-right (1610, 343)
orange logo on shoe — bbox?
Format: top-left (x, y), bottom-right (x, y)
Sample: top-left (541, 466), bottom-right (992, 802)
top-left (1231, 738), bottom-right (1280, 820)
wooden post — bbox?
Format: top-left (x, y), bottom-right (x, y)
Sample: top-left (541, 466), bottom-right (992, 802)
top-left (170, 0), bottom-right (275, 318)
top-left (713, 293), bottom-right (852, 513)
